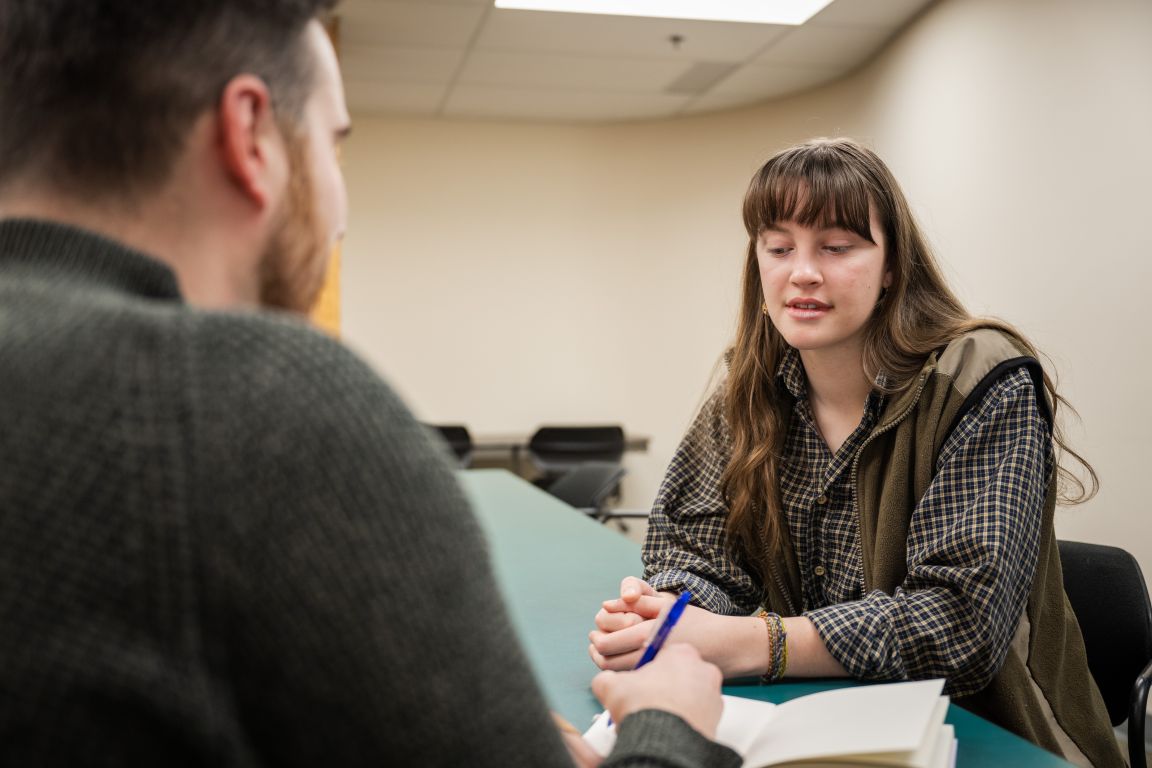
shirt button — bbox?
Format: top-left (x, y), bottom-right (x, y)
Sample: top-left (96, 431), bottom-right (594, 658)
top-left (814, 565), bottom-right (826, 577)
top-left (816, 494), bottom-right (828, 505)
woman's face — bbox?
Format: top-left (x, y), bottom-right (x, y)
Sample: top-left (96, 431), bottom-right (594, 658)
top-left (756, 211), bottom-right (891, 361)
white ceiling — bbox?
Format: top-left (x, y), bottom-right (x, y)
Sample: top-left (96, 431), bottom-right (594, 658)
top-left (336, 0), bottom-right (938, 122)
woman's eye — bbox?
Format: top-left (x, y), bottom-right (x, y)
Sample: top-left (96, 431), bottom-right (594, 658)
top-left (825, 245), bottom-right (852, 254)
top-left (758, 241), bottom-right (788, 256)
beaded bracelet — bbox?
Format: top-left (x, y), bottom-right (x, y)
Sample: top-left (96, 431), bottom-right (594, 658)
top-left (757, 610), bottom-right (789, 682)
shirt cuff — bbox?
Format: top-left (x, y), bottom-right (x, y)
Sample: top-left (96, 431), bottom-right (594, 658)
top-left (609, 710), bottom-right (742, 768)
top-left (805, 596), bottom-right (907, 681)
top-left (647, 570), bottom-right (742, 615)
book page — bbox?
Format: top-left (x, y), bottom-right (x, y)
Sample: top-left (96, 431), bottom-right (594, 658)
top-left (741, 679), bottom-right (946, 766)
top-left (582, 712), bottom-right (615, 756)
top-left (783, 697), bottom-right (949, 768)
top-left (714, 696), bottom-right (779, 754)
top-left (581, 697), bottom-right (779, 757)
top-left (935, 725), bottom-right (957, 768)
top-left (583, 680), bottom-right (949, 768)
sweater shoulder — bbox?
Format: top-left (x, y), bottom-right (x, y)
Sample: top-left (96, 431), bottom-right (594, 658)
top-left (185, 311), bottom-right (470, 549)
top-left (185, 310), bottom-right (408, 421)
top-left (184, 310), bottom-right (455, 501)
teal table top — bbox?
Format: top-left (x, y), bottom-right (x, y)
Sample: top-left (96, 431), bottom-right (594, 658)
top-left (460, 469), bottom-right (1073, 768)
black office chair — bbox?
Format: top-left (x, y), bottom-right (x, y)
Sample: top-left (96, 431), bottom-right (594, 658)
top-left (424, 424), bottom-right (474, 468)
top-left (527, 425), bottom-right (625, 488)
top-left (1058, 539), bottom-right (1152, 768)
top-left (545, 461), bottom-right (652, 532)
top-left (545, 462), bottom-right (626, 518)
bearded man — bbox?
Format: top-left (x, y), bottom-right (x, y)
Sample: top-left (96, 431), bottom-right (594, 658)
top-left (0, 1), bottom-right (736, 765)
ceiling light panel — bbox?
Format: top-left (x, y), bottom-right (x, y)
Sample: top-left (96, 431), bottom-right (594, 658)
top-left (493, 1), bottom-right (836, 26)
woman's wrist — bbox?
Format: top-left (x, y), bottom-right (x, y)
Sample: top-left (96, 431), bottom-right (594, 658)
top-left (708, 614), bottom-right (776, 678)
top-left (757, 611), bottom-right (789, 682)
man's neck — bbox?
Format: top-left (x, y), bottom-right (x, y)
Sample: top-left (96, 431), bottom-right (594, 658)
top-left (0, 187), bottom-right (261, 310)
top-left (2, 191), bottom-right (162, 257)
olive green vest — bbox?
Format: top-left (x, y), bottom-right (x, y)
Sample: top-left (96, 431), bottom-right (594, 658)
top-left (763, 329), bottom-right (1122, 767)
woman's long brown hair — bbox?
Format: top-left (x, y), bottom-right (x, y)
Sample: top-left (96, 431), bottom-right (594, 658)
top-left (722, 138), bottom-right (1097, 574)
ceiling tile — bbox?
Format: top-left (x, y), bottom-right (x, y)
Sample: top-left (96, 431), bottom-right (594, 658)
top-left (710, 63), bottom-right (842, 96)
top-left (476, 9), bottom-right (788, 62)
top-left (443, 85), bottom-right (691, 122)
top-left (345, 80), bottom-right (447, 116)
top-left (754, 24), bottom-right (894, 70)
top-left (331, 0), bottom-right (928, 122)
top-left (457, 51), bottom-right (691, 91)
top-left (337, 1), bottom-right (488, 48)
top-left (808, 0), bottom-right (934, 28)
top-left (340, 45), bottom-right (465, 84)
top-left (679, 90), bottom-right (767, 115)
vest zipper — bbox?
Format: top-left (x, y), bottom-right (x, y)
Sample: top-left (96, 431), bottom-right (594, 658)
top-left (849, 372), bottom-right (930, 593)
top-left (765, 551), bottom-right (798, 616)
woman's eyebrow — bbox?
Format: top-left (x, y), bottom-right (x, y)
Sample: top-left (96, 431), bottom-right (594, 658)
top-left (761, 223), bottom-right (858, 234)
top-left (816, 223), bottom-right (863, 235)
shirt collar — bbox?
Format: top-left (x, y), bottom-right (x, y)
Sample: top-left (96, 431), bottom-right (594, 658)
top-left (0, 218), bottom-right (183, 302)
top-left (774, 345), bottom-right (889, 415)
top-left (775, 346), bottom-right (809, 400)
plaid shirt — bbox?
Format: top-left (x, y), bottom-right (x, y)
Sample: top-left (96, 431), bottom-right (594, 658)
top-left (644, 349), bottom-right (1051, 695)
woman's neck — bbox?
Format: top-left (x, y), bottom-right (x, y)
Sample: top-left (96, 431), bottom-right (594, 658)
top-left (797, 346), bottom-right (874, 453)
top-left (798, 345), bottom-right (873, 406)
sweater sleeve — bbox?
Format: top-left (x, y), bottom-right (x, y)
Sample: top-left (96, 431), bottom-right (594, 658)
top-left (805, 367), bottom-right (1049, 696)
top-left (607, 711), bottom-right (742, 768)
top-left (191, 317), bottom-right (735, 767)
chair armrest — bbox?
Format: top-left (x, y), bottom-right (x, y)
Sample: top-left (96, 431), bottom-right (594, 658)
top-left (1130, 657), bottom-right (1152, 768)
top-left (588, 508), bottom-right (650, 522)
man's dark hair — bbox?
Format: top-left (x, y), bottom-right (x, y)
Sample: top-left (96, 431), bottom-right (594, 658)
top-left (0, 0), bottom-right (339, 199)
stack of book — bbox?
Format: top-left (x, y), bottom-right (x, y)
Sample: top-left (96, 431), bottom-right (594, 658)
top-left (584, 678), bottom-right (956, 768)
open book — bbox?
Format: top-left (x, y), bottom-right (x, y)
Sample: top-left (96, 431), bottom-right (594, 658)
top-left (584, 679), bottom-right (957, 768)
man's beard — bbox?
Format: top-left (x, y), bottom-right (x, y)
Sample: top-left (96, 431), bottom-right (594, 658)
top-left (258, 133), bottom-right (329, 314)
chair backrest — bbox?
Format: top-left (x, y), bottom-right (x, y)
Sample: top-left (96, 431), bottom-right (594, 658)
top-left (528, 426), bottom-right (625, 472)
top-left (1058, 539), bottom-right (1152, 726)
top-left (425, 424), bottom-right (474, 467)
top-left (545, 462), bottom-right (627, 512)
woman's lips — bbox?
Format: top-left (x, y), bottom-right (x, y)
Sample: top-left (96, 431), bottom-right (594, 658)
top-left (785, 298), bottom-right (830, 318)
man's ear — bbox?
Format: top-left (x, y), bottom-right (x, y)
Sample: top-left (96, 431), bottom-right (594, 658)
top-left (217, 74), bottom-right (284, 210)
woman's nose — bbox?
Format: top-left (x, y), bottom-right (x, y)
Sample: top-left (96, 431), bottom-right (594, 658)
top-left (790, 248), bottom-right (823, 286)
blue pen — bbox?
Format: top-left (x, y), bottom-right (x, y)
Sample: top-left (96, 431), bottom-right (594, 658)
top-left (634, 590), bottom-right (692, 669)
top-left (605, 591), bottom-right (692, 727)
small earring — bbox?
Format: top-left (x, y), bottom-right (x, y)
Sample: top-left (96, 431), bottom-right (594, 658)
top-left (761, 301), bottom-right (769, 316)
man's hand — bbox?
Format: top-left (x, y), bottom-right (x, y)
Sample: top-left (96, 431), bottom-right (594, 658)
top-left (590, 643), bottom-right (725, 740)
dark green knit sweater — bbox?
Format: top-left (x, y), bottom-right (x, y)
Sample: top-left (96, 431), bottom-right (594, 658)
top-left (0, 219), bottom-right (738, 768)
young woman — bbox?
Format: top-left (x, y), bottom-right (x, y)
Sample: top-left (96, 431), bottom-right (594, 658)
top-left (589, 139), bottom-right (1122, 767)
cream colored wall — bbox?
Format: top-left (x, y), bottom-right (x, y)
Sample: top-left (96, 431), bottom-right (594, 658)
top-left (340, 0), bottom-right (1152, 575)
top-left (837, 0), bottom-right (1152, 579)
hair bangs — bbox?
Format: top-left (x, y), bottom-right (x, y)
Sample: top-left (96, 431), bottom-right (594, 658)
top-left (742, 144), bottom-right (875, 243)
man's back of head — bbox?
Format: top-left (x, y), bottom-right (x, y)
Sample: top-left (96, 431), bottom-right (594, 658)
top-left (0, 0), bottom-right (337, 204)
top-left (0, 0), bottom-right (350, 312)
